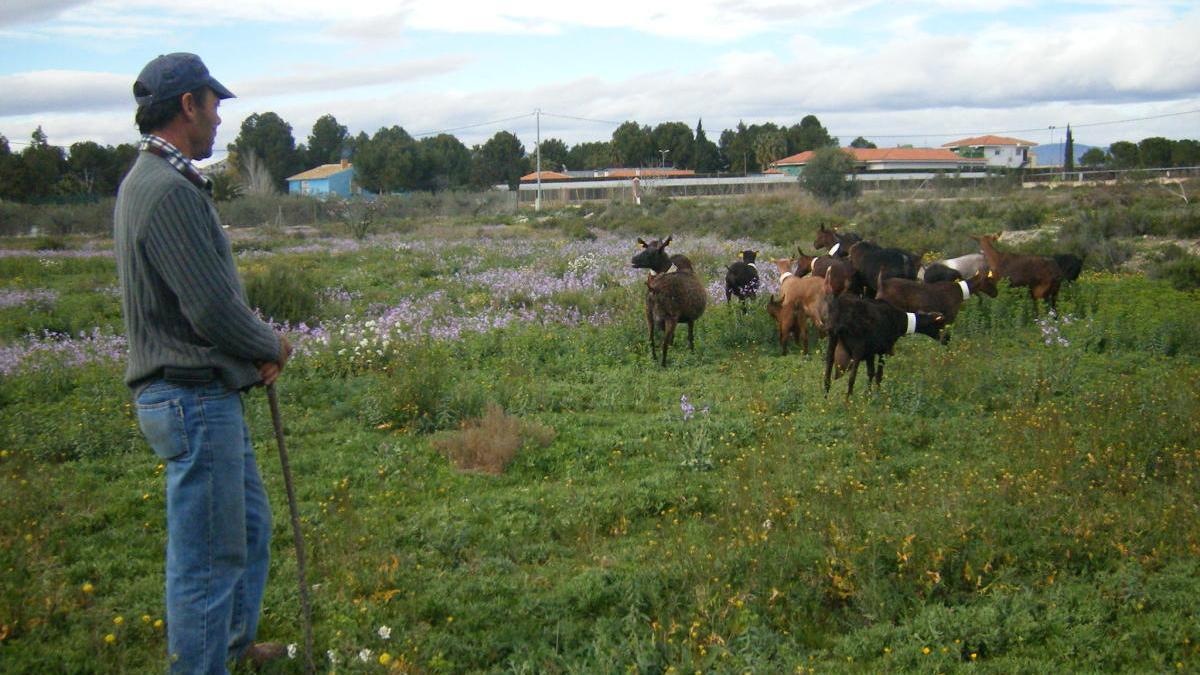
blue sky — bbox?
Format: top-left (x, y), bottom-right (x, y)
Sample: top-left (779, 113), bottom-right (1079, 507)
top-left (2, 1), bottom-right (1198, 164)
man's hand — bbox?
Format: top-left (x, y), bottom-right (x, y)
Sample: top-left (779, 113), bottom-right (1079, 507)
top-left (257, 334), bottom-right (293, 387)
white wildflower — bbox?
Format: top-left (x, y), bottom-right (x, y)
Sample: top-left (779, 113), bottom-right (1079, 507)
top-left (287, 643), bottom-right (297, 659)
top-left (378, 625), bottom-right (392, 640)
top-left (358, 648), bottom-right (372, 663)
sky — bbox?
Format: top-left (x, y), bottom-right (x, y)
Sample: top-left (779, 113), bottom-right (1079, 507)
top-left (2, 0), bottom-right (1198, 166)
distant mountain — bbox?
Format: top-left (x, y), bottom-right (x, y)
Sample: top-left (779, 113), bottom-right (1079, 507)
top-left (1030, 142), bottom-right (1102, 167)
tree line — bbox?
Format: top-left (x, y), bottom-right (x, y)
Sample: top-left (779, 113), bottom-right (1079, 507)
top-left (1, 114), bottom-right (1198, 203)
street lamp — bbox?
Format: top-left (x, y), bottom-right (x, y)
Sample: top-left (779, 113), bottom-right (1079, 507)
top-left (659, 149), bottom-right (669, 168)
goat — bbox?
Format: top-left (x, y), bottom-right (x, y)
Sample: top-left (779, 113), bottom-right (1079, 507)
top-left (631, 236), bottom-right (707, 367)
top-left (724, 249), bottom-right (761, 313)
top-left (811, 255), bottom-right (855, 295)
top-left (813, 224), bottom-right (862, 258)
top-left (974, 233), bottom-right (1063, 312)
top-left (918, 253), bottom-right (988, 283)
top-left (1053, 253), bottom-right (1084, 283)
top-left (822, 277), bottom-right (945, 398)
top-left (875, 269), bottom-right (999, 326)
top-left (847, 240), bottom-right (921, 296)
top-left (766, 259), bottom-right (828, 355)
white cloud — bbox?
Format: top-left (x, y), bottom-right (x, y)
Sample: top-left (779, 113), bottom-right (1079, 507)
top-left (234, 57), bottom-right (471, 98)
top-left (0, 70), bottom-right (129, 116)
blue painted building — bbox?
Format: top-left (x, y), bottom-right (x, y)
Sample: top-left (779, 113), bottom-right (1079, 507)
top-left (286, 160), bottom-right (364, 198)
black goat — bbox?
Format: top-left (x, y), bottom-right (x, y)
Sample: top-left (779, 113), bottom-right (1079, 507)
top-left (847, 240), bottom-right (921, 296)
top-left (724, 249), bottom-right (761, 313)
top-left (813, 224), bottom-right (862, 258)
top-left (823, 285), bottom-right (945, 397)
top-left (1053, 253), bottom-right (1084, 282)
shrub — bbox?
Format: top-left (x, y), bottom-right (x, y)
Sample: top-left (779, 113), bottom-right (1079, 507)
top-left (800, 148), bottom-right (861, 204)
top-left (241, 261), bottom-right (320, 323)
top-left (433, 403), bottom-right (556, 474)
top-left (1149, 255), bottom-right (1200, 291)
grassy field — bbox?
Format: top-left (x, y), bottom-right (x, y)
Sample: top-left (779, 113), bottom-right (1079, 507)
top-left (1, 190), bottom-right (1199, 673)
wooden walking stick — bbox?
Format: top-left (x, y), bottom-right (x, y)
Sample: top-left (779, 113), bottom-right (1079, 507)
top-left (267, 384), bottom-right (316, 674)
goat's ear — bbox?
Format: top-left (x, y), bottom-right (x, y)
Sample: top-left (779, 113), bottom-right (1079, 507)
top-left (637, 238), bottom-right (647, 248)
top-left (664, 235), bottom-right (673, 247)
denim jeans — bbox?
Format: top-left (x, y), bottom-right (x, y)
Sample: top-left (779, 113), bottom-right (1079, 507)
top-left (136, 381), bottom-right (272, 674)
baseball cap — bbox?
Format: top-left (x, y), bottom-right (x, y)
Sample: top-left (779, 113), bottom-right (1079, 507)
top-left (133, 53), bottom-right (235, 106)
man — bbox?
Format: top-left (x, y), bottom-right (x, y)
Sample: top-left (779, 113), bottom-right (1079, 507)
top-left (114, 53), bottom-right (291, 673)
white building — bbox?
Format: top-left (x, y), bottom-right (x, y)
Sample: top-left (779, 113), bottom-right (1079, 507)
top-left (942, 135), bottom-right (1037, 169)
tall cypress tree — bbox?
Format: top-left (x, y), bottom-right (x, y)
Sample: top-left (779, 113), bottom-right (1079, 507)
top-left (1064, 125), bottom-right (1074, 171)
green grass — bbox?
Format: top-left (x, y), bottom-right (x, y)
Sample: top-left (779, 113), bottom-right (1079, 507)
top-left (2, 203), bottom-right (1200, 673)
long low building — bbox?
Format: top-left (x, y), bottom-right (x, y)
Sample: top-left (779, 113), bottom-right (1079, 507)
top-left (771, 147), bottom-right (988, 175)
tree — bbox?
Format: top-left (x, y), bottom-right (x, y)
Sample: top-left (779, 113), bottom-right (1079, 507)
top-left (800, 147), bottom-right (860, 204)
top-left (18, 126), bottom-right (66, 201)
top-left (306, 114), bottom-right (348, 166)
top-left (354, 126), bottom-right (425, 193)
top-left (471, 131), bottom-right (526, 190)
top-left (0, 134), bottom-right (22, 201)
top-left (850, 136), bottom-right (877, 149)
top-left (753, 130), bottom-right (788, 170)
top-left (565, 141), bottom-right (611, 171)
top-left (229, 112), bottom-right (301, 191)
top-left (533, 138), bottom-right (570, 173)
top-left (1079, 147), bottom-right (1108, 167)
top-left (693, 119), bottom-right (721, 173)
top-left (787, 115), bottom-right (836, 154)
top-left (650, 122), bottom-right (694, 169)
top-left (1171, 139), bottom-right (1200, 167)
top-left (419, 133), bottom-right (471, 191)
top-left (1108, 141), bottom-right (1139, 169)
top-left (1138, 137), bottom-right (1174, 169)
top-left (610, 121), bottom-right (654, 167)
top-left (720, 121), bottom-right (755, 174)
top-left (1061, 126), bottom-right (1073, 171)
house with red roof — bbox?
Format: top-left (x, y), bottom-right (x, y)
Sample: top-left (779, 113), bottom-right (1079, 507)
top-left (941, 135), bottom-right (1037, 169)
top-left (770, 147), bottom-right (986, 176)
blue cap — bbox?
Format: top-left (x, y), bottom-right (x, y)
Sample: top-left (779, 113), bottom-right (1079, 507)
top-left (133, 53), bottom-right (235, 106)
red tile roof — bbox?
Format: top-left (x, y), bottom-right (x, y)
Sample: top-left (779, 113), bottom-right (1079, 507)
top-left (519, 170), bottom-right (571, 182)
top-left (773, 147), bottom-right (985, 166)
top-left (941, 135), bottom-right (1037, 148)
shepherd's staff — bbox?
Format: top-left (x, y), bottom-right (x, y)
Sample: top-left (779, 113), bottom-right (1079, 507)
top-left (267, 383), bottom-right (315, 674)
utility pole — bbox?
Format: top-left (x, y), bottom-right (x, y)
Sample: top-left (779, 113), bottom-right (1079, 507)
top-left (535, 108), bottom-right (541, 212)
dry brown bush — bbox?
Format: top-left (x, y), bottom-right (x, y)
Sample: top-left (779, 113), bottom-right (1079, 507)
top-left (433, 403), bottom-right (555, 475)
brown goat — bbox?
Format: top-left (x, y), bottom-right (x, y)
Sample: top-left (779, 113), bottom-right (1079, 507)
top-left (811, 255), bottom-right (854, 295)
top-left (766, 260), bottom-right (829, 355)
top-left (975, 233), bottom-right (1063, 312)
top-left (632, 237), bottom-right (707, 366)
top-left (875, 269), bottom-right (999, 324)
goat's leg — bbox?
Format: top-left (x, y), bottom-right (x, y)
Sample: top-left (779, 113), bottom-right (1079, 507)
top-left (875, 355), bottom-right (886, 387)
top-left (687, 320), bottom-right (695, 352)
top-left (646, 304), bottom-right (657, 359)
top-left (845, 358), bottom-right (861, 398)
top-left (800, 315), bottom-right (810, 356)
top-left (865, 354), bottom-right (876, 388)
top-left (661, 319), bottom-right (676, 367)
top-left (779, 321), bottom-right (789, 356)
top-left (823, 336), bottom-right (837, 394)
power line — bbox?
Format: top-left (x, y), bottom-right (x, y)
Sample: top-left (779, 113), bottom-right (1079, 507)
top-left (541, 111), bottom-right (623, 126)
top-left (410, 111), bottom-right (532, 138)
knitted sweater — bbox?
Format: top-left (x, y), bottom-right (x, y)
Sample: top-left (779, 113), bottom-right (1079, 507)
top-left (114, 151), bottom-right (280, 391)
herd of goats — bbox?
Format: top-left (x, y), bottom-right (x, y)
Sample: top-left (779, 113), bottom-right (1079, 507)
top-left (631, 225), bottom-right (1084, 397)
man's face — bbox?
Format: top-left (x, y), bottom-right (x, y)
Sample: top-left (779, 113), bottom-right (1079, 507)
top-left (188, 88), bottom-right (221, 161)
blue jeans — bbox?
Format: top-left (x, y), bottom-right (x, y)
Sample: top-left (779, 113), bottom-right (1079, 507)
top-left (136, 381), bottom-right (272, 674)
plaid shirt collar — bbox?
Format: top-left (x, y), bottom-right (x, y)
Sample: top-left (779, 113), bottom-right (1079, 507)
top-left (139, 134), bottom-right (212, 195)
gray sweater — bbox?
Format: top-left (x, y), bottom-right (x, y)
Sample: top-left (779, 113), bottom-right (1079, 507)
top-left (114, 151), bottom-right (280, 391)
